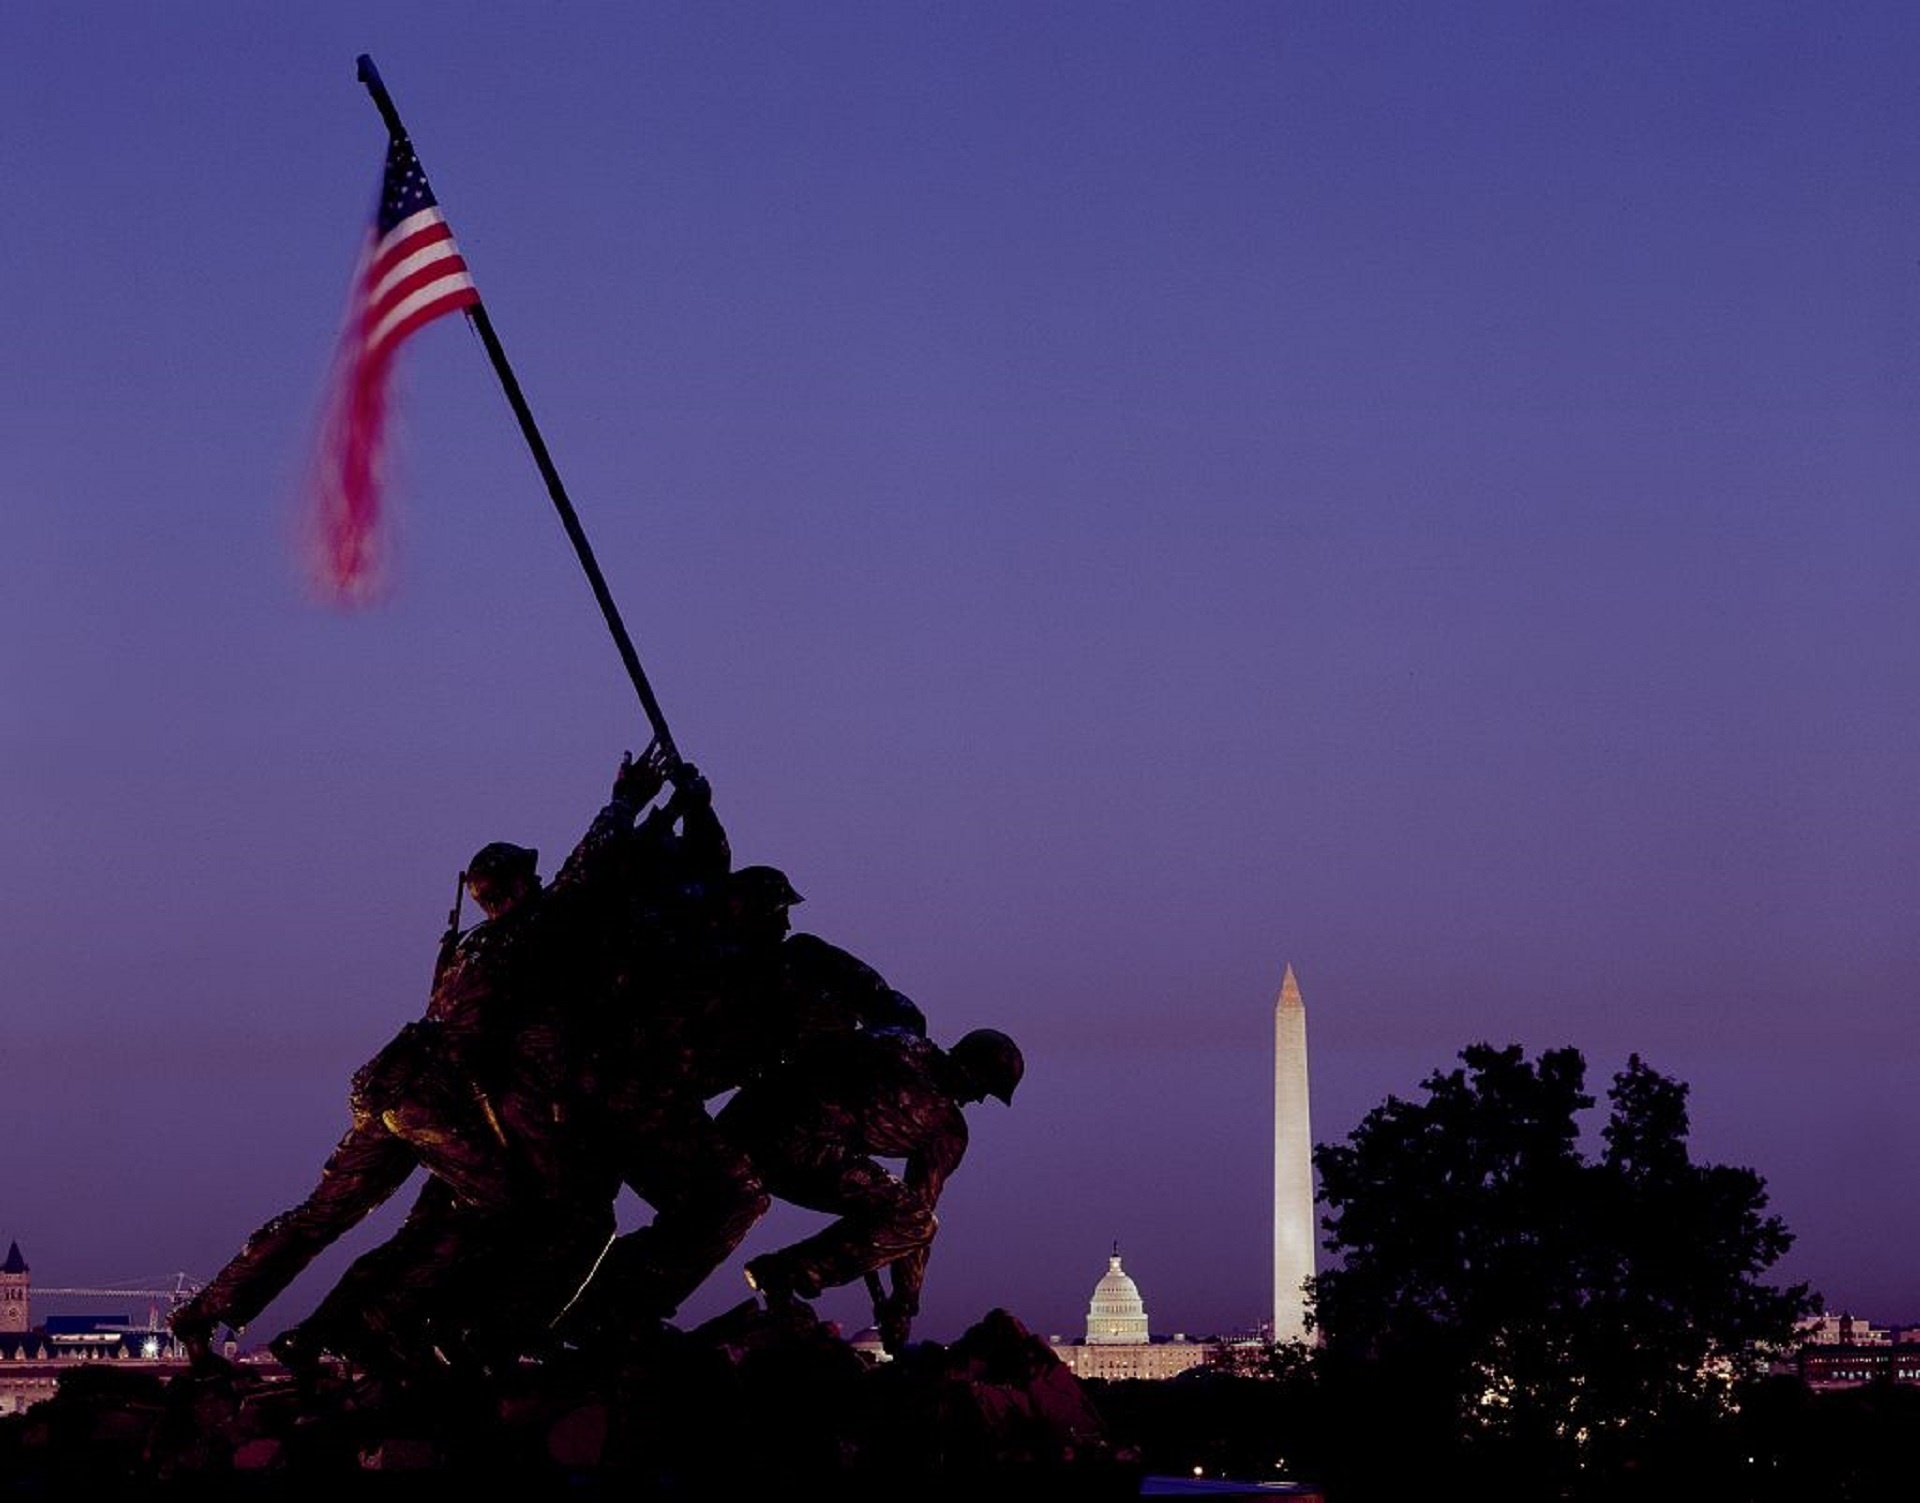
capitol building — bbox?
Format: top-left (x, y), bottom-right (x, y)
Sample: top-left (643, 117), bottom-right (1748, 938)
top-left (1046, 1246), bottom-right (1220, 1381)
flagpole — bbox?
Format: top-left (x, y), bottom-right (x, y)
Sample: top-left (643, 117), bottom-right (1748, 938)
top-left (354, 54), bottom-right (681, 768)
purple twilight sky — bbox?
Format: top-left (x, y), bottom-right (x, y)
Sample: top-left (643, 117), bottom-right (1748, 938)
top-left (5, 4), bottom-right (1918, 1345)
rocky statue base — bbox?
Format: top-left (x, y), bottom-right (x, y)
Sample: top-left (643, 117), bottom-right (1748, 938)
top-left (0, 1304), bottom-right (1138, 1499)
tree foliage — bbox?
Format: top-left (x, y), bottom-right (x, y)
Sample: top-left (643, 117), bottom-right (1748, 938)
top-left (1309, 1043), bottom-right (1815, 1497)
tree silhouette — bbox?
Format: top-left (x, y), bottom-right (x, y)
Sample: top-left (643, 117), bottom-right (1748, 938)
top-left (1309, 1043), bottom-right (1815, 1499)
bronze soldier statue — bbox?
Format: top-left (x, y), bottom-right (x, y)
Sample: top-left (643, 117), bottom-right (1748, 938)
top-left (174, 743), bottom-right (976, 1377)
top-left (555, 857), bottom-right (934, 1351)
top-left (545, 762), bottom-right (770, 1350)
top-left (716, 1025), bottom-right (1024, 1357)
top-left (169, 749), bottom-right (668, 1380)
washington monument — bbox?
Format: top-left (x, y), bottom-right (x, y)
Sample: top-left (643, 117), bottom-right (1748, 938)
top-left (1272, 964), bottom-right (1315, 1343)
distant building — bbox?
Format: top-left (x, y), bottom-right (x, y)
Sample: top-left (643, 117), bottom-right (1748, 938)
top-left (0, 1242), bottom-right (191, 1415)
top-left (1799, 1312), bottom-right (1889, 1347)
top-left (1794, 1312), bottom-right (1920, 1390)
top-left (0, 1243), bottom-right (28, 1334)
top-left (1048, 1247), bottom-right (1214, 1381)
top-left (1, 1318), bottom-right (163, 1362)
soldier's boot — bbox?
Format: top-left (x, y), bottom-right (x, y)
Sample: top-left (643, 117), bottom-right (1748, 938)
top-left (267, 1323), bottom-right (341, 1402)
top-left (168, 1301), bottom-right (233, 1374)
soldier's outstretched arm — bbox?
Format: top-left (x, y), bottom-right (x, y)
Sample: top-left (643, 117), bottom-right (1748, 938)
top-left (551, 748), bottom-right (667, 895)
top-left (877, 1117), bottom-right (968, 1346)
top-left (668, 762), bottom-right (732, 882)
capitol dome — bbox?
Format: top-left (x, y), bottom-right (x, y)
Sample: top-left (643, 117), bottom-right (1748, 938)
top-left (1084, 1244), bottom-right (1149, 1344)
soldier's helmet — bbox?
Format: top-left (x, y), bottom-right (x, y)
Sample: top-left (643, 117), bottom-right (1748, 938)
top-left (727, 865), bottom-right (804, 910)
top-left (950, 1028), bottom-right (1025, 1105)
top-left (466, 841), bottom-right (539, 896)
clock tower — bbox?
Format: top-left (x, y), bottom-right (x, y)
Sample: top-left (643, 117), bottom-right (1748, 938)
top-left (0, 1242), bottom-right (28, 1333)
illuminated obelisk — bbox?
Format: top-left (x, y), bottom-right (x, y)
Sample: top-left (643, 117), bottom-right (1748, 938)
top-left (1272, 963), bottom-right (1315, 1344)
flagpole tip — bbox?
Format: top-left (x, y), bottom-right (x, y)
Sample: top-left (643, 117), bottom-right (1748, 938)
top-left (355, 55), bottom-right (405, 140)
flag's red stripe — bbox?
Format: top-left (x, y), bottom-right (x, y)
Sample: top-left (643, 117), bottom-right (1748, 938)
top-left (362, 258), bottom-right (476, 339)
top-left (368, 219), bottom-right (460, 287)
top-left (364, 257), bottom-right (474, 326)
top-left (363, 227), bottom-right (466, 312)
top-left (375, 287), bottom-right (480, 354)
top-left (371, 252), bottom-right (470, 311)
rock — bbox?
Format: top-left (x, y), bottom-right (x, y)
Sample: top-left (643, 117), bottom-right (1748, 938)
top-left (0, 1305), bottom-right (1141, 1499)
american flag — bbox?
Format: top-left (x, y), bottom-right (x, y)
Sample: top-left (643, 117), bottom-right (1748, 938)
top-left (305, 131), bottom-right (480, 602)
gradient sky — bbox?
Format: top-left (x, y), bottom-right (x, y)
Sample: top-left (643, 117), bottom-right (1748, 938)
top-left (6, 4), bottom-right (1918, 1347)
